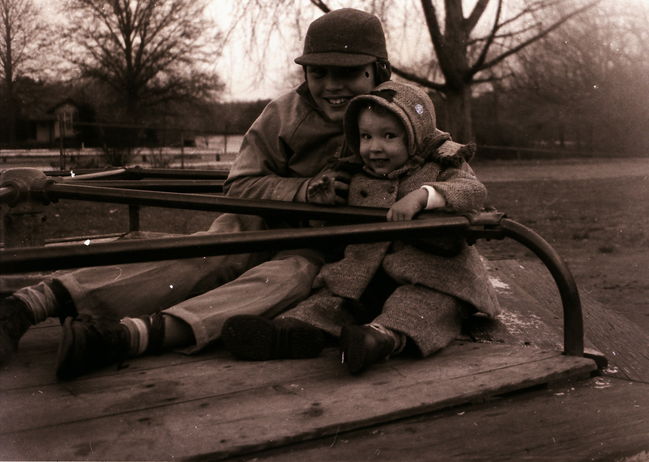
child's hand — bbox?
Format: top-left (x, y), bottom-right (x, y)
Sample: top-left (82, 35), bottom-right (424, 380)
top-left (387, 189), bottom-right (428, 221)
top-left (307, 171), bottom-right (350, 205)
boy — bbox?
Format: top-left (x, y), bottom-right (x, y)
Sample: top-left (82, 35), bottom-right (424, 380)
top-left (222, 81), bottom-right (501, 374)
top-left (0, 8), bottom-right (392, 378)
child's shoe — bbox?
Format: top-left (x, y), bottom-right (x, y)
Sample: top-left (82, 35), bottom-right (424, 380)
top-left (222, 315), bottom-right (325, 361)
top-left (56, 315), bottom-right (130, 380)
top-left (340, 324), bottom-right (395, 374)
top-left (0, 296), bottom-right (33, 365)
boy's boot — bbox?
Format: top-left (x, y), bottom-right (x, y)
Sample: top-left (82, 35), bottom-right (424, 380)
top-left (222, 315), bottom-right (325, 361)
top-left (56, 313), bottom-right (165, 381)
top-left (0, 297), bottom-right (34, 365)
top-left (340, 324), bottom-right (397, 374)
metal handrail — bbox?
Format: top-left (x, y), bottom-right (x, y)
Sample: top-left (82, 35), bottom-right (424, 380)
top-left (33, 181), bottom-right (389, 222)
top-left (46, 167), bottom-right (230, 180)
top-left (1, 214), bottom-right (471, 273)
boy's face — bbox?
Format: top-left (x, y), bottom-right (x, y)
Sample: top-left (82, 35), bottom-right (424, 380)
top-left (306, 64), bottom-right (375, 123)
top-left (358, 107), bottom-right (408, 176)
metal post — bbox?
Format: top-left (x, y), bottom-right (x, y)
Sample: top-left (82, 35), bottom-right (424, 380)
top-left (58, 117), bottom-right (66, 171)
top-left (180, 131), bottom-right (185, 169)
top-left (0, 168), bottom-right (48, 248)
top-left (128, 204), bottom-right (140, 232)
top-left (223, 123), bottom-right (228, 158)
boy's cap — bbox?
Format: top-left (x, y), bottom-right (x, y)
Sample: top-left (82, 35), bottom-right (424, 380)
top-left (295, 8), bottom-right (388, 67)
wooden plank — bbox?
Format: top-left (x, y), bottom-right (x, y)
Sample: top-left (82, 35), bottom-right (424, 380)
top-left (241, 377), bottom-right (649, 462)
top-left (468, 259), bottom-right (564, 349)
top-left (0, 343), bottom-right (596, 461)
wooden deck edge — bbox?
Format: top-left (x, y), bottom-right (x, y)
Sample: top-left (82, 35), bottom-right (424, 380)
top-left (190, 352), bottom-right (597, 461)
top-left (0, 345), bottom-right (597, 460)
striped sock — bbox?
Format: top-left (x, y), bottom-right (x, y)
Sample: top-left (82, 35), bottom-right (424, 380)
top-left (120, 317), bottom-right (149, 356)
top-left (13, 282), bottom-right (59, 324)
top-left (120, 313), bottom-right (166, 357)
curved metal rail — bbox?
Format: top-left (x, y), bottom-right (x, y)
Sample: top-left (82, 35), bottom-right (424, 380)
top-left (474, 218), bottom-right (584, 356)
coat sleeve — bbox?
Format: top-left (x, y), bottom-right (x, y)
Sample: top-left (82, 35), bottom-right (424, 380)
top-left (404, 159), bottom-right (487, 257)
top-left (223, 99), bottom-right (310, 201)
top-left (422, 161), bottom-right (487, 212)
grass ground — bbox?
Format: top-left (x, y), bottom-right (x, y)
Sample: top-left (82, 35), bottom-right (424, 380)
top-left (34, 157), bottom-right (649, 333)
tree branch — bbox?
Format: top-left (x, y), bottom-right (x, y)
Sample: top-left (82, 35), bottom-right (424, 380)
top-left (309, 0), bottom-right (330, 13)
top-left (471, 0), bottom-right (502, 72)
top-left (391, 64), bottom-right (447, 92)
top-left (465, 0), bottom-right (490, 32)
top-left (473, 0), bottom-right (602, 74)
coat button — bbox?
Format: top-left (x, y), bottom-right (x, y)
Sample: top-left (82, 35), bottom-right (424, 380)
top-left (360, 189), bottom-right (369, 197)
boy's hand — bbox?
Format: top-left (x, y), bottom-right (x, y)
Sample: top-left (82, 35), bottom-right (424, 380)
top-left (307, 170), bottom-right (351, 205)
top-left (387, 188), bottom-right (428, 221)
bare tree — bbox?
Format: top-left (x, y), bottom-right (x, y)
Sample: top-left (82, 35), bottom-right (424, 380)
top-left (0, 0), bottom-right (52, 143)
top-left (62, 0), bottom-right (224, 123)
top-left (510, 0), bottom-right (649, 154)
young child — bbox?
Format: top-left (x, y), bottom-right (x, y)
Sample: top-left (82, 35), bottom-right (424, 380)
top-left (222, 81), bottom-right (501, 374)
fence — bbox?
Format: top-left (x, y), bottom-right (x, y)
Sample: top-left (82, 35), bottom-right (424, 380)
top-left (2, 141), bottom-right (640, 173)
top-left (476, 144), bottom-right (641, 160)
top-left (0, 135), bottom-right (243, 170)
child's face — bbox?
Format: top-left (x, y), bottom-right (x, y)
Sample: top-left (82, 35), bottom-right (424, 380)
top-left (306, 64), bottom-right (375, 123)
top-left (358, 107), bottom-right (408, 175)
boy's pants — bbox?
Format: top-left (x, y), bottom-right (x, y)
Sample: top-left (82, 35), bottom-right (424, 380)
top-left (52, 213), bottom-right (322, 352)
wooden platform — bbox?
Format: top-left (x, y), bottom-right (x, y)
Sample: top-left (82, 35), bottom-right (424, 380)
top-left (3, 257), bottom-right (638, 461)
top-left (0, 332), bottom-right (595, 460)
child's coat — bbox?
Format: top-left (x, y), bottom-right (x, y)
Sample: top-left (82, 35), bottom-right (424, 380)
top-left (281, 155), bottom-right (501, 355)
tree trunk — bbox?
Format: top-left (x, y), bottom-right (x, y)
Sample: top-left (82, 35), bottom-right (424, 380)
top-left (445, 86), bottom-right (473, 143)
top-left (3, 89), bottom-right (17, 145)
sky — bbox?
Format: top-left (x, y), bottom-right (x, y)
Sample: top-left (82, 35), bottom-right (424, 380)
top-left (35, 0), bottom-right (645, 102)
top-left (207, 1), bottom-right (321, 101)
top-left (207, 0), bottom-right (434, 101)
top-left (31, 0), bottom-right (513, 101)
top-left (36, 0), bottom-right (313, 101)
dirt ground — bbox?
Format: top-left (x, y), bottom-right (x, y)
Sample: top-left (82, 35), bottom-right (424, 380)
top-left (35, 156), bottom-right (649, 332)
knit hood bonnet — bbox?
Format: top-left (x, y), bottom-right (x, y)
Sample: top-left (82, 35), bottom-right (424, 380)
top-left (341, 81), bottom-right (473, 177)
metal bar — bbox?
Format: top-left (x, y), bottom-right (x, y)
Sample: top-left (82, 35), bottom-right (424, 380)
top-left (38, 182), bottom-right (388, 222)
top-left (120, 168), bottom-right (229, 179)
top-left (62, 169), bottom-right (127, 180)
top-left (44, 232), bottom-right (126, 244)
top-left (1, 216), bottom-right (471, 273)
top-left (498, 218), bottom-right (584, 357)
top-left (66, 179), bottom-right (225, 192)
top-left (45, 168), bottom-right (229, 180)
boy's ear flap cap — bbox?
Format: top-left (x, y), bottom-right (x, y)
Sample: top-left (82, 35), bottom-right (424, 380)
top-left (295, 8), bottom-right (388, 66)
